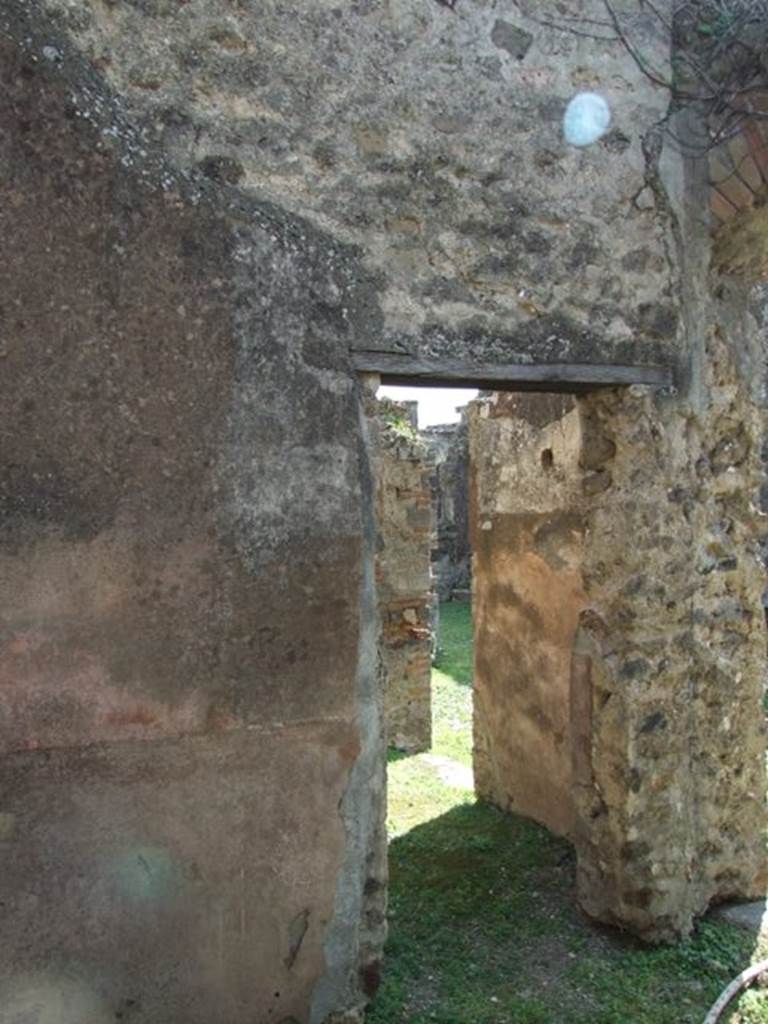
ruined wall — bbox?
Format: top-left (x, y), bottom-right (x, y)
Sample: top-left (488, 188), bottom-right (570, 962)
top-left (2, 0), bottom-right (765, 1015)
top-left (563, 107), bottom-right (768, 940)
top-left (470, 393), bottom-right (584, 839)
top-left (33, 0), bottom-right (678, 378)
top-left (571, 327), bottom-right (768, 942)
top-left (371, 404), bottom-right (434, 754)
top-left (470, 206), bottom-right (768, 943)
top-left (471, 342), bottom-right (768, 943)
top-left (0, 13), bottom-right (385, 1023)
top-left (423, 420), bottom-right (471, 602)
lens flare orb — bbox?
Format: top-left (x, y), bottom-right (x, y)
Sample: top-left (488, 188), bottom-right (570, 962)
top-left (563, 92), bottom-right (611, 147)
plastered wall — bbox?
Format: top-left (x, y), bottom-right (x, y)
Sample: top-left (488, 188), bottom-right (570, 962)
top-left (1, 0), bottom-right (766, 1017)
top-left (0, 20), bottom-right (384, 1023)
top-left (470, 393), bottom-right (584, 838)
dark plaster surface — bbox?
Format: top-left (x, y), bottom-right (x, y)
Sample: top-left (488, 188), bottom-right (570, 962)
top-left (0, 21), bottom-right (380, 1022)
top-left (0, 28), bottom-right (363, 750)
top-left (0, 726), bottom-right (354, 1023)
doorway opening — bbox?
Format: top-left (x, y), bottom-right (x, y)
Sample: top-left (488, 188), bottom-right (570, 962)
top-left (361, 359), bottom-right (768, 1021)
top-left (366, 381), bottom-right (592, 1022)
top-left (368, 384), bottom-right (584, 839)
top-left (369, 382), bottom-right (477, 828)
top-left (364, 380), bottom-right (763, 1024)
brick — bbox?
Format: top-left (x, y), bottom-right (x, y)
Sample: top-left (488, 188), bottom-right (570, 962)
top-left (710, 188), bottom-right (739, 224)
top-left (728, 132), bottom-right (763, 192)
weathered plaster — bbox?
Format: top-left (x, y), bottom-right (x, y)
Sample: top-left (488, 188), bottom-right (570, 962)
top-left (0, 0), bottom-right (765, 1016)
top-left (0, 13), bottom-right (382, 1020)
top-left (370, 402), bottom-right (434, 754)
top-left (31, 0), bottom-right (678, 374)
top-left (470, 393), bottom-right (585, 839)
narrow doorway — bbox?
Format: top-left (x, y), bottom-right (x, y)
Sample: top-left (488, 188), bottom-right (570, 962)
top-left (371, 383), bottom-right (478, 837)
top-left (364, 383), bottom-right (754, 1024)
top-left (366, 382), bottom-right (585, 1024)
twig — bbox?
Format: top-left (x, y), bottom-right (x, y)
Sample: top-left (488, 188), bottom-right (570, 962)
top-left (602, 0), bottom-right (676, 89)
top-left (642, 0), bottom-right (674, 32)
top-left (702, 957), bottom-right (768, 1024)
top-left (512, 0), bottom-right (768, 156)
top-left (511, 1), bottom-right (617, 40)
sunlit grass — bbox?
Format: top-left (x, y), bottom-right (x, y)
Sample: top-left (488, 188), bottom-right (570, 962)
top-left (432, 600), bottom-right (473, 767)
top-left (373, 601), bottom-right (763, 1024)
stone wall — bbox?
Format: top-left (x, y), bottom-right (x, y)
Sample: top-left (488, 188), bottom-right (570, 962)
top-left (370, 402), bottom-right (435, 754)
top-left (470, 393), bottom-right (584, 839)
top-left (0, 14), bottom-right (385, 1022)
top-left (571, 323), bottom-right (768, 942)
top-left (470, 293), bottom-right (768, 942)
top-left (1, 0), bottom-right (767, 1019)
top-left (566, 109), bottom-right (768, 941)
top-left (33, 0), bottom-right (678, 378)
top-left (423, 419), bottom-right (471, 603)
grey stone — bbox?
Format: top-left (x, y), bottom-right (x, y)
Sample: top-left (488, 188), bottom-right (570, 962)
top-left (491, 19), bottom-right (534, 60)
top-left (710, 901), bottom-right (768, 933)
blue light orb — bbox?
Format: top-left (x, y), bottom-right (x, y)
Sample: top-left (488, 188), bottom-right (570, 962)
top-left (563, 92), bottom-right (612, 147)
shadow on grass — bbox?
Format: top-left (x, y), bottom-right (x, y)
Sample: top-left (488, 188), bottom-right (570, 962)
top-left (368, 801), bottom-right (754, 1024)
top-left (387, 747), bottom-right (420, 765)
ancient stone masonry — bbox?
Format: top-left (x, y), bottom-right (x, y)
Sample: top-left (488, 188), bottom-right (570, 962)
top-left (2, 0), bottom-right (768, 1019)
top-left (369, 400), bottom-right (435, 754)
top-left (422, 416), bottom-right (471, 603)
top-left (28, 0), bottom-right (677, 383)
top-left (470, 288), bottom-right (768, 941)
top-left (570, 339), bottom-right (768, 941)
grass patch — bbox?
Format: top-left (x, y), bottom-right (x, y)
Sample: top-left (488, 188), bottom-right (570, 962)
top-left (372, 601), bottom-right (763, 1024)
top-left (432, 601), bottom-right (473, 767)
top-left (434, 601), bottom-right (474, 687)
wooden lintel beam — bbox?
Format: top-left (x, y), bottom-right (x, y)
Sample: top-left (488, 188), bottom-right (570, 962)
top-left (352, 352), bottom-right (674, 392)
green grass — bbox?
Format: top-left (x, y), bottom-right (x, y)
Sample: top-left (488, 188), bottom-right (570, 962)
top-left (372, 601), bottom-right (766, 1024)
top-left (434, 601), bottom-right (474, 688)
top-left (431, 601), bottom-right (474, 767)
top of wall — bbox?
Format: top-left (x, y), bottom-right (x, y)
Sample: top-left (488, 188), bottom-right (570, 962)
top-left (9, 0), bottom-right (681, 376)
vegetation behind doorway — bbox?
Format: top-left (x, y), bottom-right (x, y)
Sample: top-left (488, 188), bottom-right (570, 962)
top-left (370, 602), bottom-right (765, 1024)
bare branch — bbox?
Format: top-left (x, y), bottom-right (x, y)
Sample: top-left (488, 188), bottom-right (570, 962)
top-left (602, 0), bottom-right (675, 89)
top-left (511, 1), bottom-right (617, 40)
top-left (530, 0), bottom-right (768, 156)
